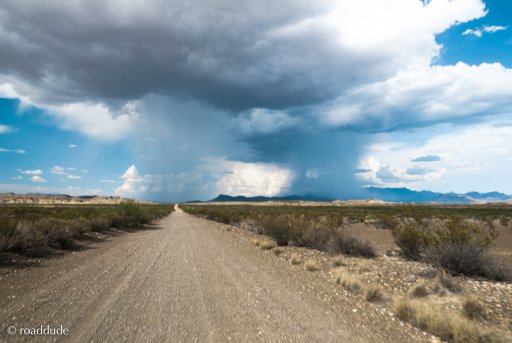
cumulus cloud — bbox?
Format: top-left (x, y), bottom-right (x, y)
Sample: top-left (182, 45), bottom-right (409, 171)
top-left (116, 165), bottom-right (143, 195)
top-left (216, 160), bottom-right (294, 197)
top-left (31, 175), bottom-right (47, 183)
top-left (67, 175), bottom-right (82, 180)
top-left (115, 164), bottom-right (214, 199)
top-left (68, 144), bottom-right (77, 148)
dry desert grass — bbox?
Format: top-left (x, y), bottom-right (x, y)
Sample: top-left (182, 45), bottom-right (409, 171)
top-left (304, 259), bottom-right (320, 271)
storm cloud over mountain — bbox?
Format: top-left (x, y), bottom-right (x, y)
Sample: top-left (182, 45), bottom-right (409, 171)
top-left (1, 0), bottom-right (511, 200)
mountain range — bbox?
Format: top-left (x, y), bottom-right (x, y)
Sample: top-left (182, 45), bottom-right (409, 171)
top-left (209, 188), bottom-right (512, 204)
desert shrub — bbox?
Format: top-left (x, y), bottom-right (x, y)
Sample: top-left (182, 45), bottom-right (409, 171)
top-left (365, 285), bottom-right (385, 303)
top-left (409, 284), bottom-right (429, 298)
top-left (437, 272), bottom-right (464, 294)
top-left (273, 248), bottom-right (283, 256)
top-left (463, 297), bottom-right (486, 320)
top-left (429, 243), bottom-right (509, 281)
top-left (258, 215), bottom-right (293, 246)
top-left (499, 216), bottom-right (510, 227)
top-left (431, 218), bottom-right (498, 248)
top-left (0, 217), bottom-right (18, 251)
top-left (375, 214), bottom-right (397, 230)
top-left (329, 230), bottom-right (376, 258)
top-left (392, 218), bottom-right (431, 260)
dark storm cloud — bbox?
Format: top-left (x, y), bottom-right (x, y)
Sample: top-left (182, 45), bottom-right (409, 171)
top-left (0, 0), bottom-right (388, 111)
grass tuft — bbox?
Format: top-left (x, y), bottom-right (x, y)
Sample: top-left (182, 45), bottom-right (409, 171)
top-left (335, 271), bottom-right (363, 294)
top-left (289, 253), bottom-right (302, 265)
top-left (365, 285), bottom-right (385, 303)
top-left (393, 297), bottom-right (506, 343)
top-left (331, 255), bottom-right (346, 267)
top-left (259, 239), bottom-right (277, 250)
top-left (304, 259), bottom-right (321, 271)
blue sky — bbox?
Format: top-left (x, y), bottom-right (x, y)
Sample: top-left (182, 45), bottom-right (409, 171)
top-left (1, 0), bottom-right (512, 201)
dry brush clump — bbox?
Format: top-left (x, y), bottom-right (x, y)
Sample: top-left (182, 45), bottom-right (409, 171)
top-left (289, 253), bottom-right (302, 265)
top-left (392, 217), bottom-right (510, 281)
top-left (304, 259), bottom-right (321, 271)
top-left (462, 297), bottom-right (487, 321)
top-left (364, 285), bottom-right (385, 303)
top-left (259, 239), bottom-right (277, 250)
top-left (335, 271), bottom-right (363, 294)
top-left (437, 272), bottom-right (464, 294)
top-left (409, 284), bottom-right (429, 298)
top-left (331, 255), bottom-right (346, 267)
top-left (393, 297), bottom-right (506, 343)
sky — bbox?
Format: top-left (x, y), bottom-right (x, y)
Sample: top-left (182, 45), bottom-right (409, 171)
top-left (0, 0), bottom-right (511, 201)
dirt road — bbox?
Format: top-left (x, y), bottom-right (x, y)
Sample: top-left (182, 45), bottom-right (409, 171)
top-left (0, 207), bottom-right (425, 342)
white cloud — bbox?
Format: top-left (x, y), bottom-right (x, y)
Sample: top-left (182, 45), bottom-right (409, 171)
top-left (483, 25), bottom-right (507, 33)
top-left (68, 144), bottom-right (77, 148)
top-left (115, 165), bottom-right (144, 195)
top-left (31, 175), bottom-right (47, 183)
top-left (46, 101), bottom-right (139, 140)
top-left (67, 175), bottom-right (82, 180)
top-left (463, 25), bottom-right (507, 37)
top-left (66, 167), bottom-right (75, 171)
top-left (0, 147), bottom-right (26, 154)
top-left (322, 62), bottom-right (512, 128)
top-left (101, 179), bottom-right (117, 183)
top-left (21, 169), bottom-right (43, 175)
top-left (216, 160), bottom-right (294, 197)
top-left (0, 125), bottom-right (16, 134)
top-left (50, 166), bottom-right (66, 175)
top-left (462, 28), bottom-right (483, 37)
top-left (10, 176), bottom-right (23, 180)
top-left (357, 120), bottom-right (512, 192)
